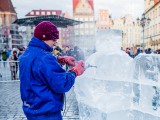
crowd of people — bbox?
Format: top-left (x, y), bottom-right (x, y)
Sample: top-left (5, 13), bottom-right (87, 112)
top-left (0, 46), bottom-right (26, 80)
top-left (0, 44), bottom-right (85, 80)
top-left (125, 47), bottom-right (159, 58)
top-left (1, 45), bottom-right (160, 80)
top-left (53, 45), bottom-right (85, 61)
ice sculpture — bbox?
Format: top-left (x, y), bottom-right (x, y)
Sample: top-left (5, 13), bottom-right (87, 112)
top-left (74, 30), bottom-right (160, 120)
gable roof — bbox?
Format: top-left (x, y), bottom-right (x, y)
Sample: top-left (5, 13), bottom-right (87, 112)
top-left (88, 0), bottom-right (94, 11)
top-left (154, 0), bottom-right (159, 4)
top-left (73, 0), bottom-right (79, 12)
top-left (0, 0), bottom-right (16, 13)
top-left (73, 0), bottom-right (94, 12)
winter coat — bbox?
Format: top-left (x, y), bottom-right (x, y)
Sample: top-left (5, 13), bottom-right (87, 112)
top-left (19, 37), bottom-right (76, 120)
top-left (65, 49), bottom-right (74, 56)
top-left (2, 50), bottom-right (8, 61)
top-left (73, 50), bottom-right (84, 61)
top-left (9, 54), bottom-right (18, 72)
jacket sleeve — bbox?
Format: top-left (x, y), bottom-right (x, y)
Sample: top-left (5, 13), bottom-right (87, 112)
top-left (37, 54), bottom-right (76, 93)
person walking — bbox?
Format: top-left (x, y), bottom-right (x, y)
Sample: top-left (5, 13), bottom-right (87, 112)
top-left (19, 21), bottom-right (85, 120)
top-left (1, 48), bottom-right (8, 67)
top-left (9, 49), bottom-right (18, 80)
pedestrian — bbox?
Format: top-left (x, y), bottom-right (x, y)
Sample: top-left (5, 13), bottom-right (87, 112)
top-left (136, 48), bottom-right (141, 56)
top-left (146, 48), bottom-right (152, 54)
top-left (64, 46), bottom-right (74, 56)
top-left (1, 48), bottom-right (8, 67)
top-left (129, 47), bottom-right (134, 58)
top-left (9, 49), bottom-right (18, 80)
top-left (73, 46), bottom-right (85, 61)
top-left (19, 21), bottom-right (85, 120)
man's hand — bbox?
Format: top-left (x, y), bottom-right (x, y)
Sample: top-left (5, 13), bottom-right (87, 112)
top-left (58, 56), bottom-right (75, 66)
top-left (69, 60), bottom-right (85, 76)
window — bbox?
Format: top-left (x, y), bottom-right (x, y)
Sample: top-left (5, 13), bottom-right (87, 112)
top-left (86, 30), bottom-right (89, 35)
top-left (85, 24), bottom-right (89, 28)
top-left (74, 25), bottom-right (78, 28)
top-left (75, 31), bottom-right (79, 35)
top-left (85, 18), bottom-right (88, 21)
top-left (80, 24), bottom-right (83, 28)
top-left (36, 11), bottom-right (40, 15)
top-left (90, 24), bottom-right (94, 28)
top-left (47, 12), bottom-right (51, 15)
top-left (80, 31), bottom-right (84, 35)
top-left (5, 16), bottom-right (9, 25)
top-left (80, 18), bottom-right (83, 21)
top-left (41, 11), bottom-right (45, 15)
top-left (11, 16), bottom-right (16, 23)
top-left (30, 11), bottom-right (34, 15)
top-left (89, 17), bottom-right (93, 21)
top-left (52, 12), bottom-right (56, 15)
top-left (74, 17), bottom-right (78, 20)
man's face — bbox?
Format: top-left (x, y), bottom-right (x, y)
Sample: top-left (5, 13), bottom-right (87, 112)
top-left (13, 52), bottom-right (17, 55)
top-left (66, 47), bottom-right (69, 51)
top-left (44, 39), bottom-right (57, 48)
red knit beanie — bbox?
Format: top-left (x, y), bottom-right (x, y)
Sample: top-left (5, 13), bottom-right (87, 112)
top-left (34, 21), bottom-right (59, 41)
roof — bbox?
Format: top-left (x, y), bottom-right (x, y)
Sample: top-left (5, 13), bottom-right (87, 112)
top-left (88, 0), bottom-right (94, 11)
top-left (13, 15), bottom-right (83, 28)
top-left (73, 0), bottom-right (79, 12)
top-left (0, 0), bottom-right (16, 13)
top-left (154, 0), bottom-right (159, 4)
top-left (25, 10), bottom-right (62, 17)
top-left (73, 0), bottom-right (94, 12)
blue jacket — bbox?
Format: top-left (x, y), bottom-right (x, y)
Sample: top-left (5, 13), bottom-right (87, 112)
top-left (19, 37), bottom-right (76, 120)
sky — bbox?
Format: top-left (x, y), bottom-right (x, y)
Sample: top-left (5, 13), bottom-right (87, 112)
top-left (11, 0), bottom-right (144, 19)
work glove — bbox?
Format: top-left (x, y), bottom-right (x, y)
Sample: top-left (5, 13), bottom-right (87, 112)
top-left (69, 60), bottom-right (85, 76)
top-left (58, 56), bottom-right (75, 66)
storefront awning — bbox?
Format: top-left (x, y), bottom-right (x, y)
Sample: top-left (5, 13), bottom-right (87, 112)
top-left (13, 15), bottom-right (83, 28)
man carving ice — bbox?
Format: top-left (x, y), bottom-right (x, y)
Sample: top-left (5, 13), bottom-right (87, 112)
top-left (19, 21), bottom-right (85, 120)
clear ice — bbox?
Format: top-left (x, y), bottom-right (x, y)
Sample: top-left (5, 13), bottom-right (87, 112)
top-left (74, 30), bottom-right (160, 120)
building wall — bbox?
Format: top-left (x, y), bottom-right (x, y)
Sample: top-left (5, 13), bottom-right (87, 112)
top-left (0, 12), bottom-right (17, 26)
top-left (25, 10), bottom-right (62, 17)
top-left (0, 9), bottom-right (18, 49)
top-left (61, 12), bottom-right (75, 49)
top-left (112, 15), bottom-right (141, 50)
top-left (73, 0), bottom-right (95, 50)
top-left (96, 9), bottom-right (112, 30)
top-left (144, 0), bottom-right (160, 51)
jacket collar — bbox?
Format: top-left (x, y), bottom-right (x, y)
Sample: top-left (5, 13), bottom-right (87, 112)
top-left (28, 37), bottom-right (53, 52)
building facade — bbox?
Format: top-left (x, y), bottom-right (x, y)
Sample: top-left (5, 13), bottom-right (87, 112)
top-left (112, 15), bottom-right (141, 50)
top-left (61, 12), bottom-right (75, 48)
top-left (0, 0), bottom-right (21, 49)
top-left (0, 0), bottom-right (17, 26)
top-left (25, 10), bottom-right (62, 17)
top-left (73, 0), bottom-right (95, 50)
top-left (144, 0), bottom-right (160, 51)
top-left (96, 9), bottom-right (113, 30)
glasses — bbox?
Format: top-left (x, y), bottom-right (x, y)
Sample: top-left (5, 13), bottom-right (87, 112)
top-left (52, 39), bottom-right (57, 41)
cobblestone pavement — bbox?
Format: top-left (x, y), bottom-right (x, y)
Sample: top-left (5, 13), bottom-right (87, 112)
top-left (0, 81), bottom-right (79, 120)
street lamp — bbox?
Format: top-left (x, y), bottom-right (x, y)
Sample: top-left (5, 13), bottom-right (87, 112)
top-left (137, 13), bottom-right (151, 53)
top-left (122, 31), bottom-right (126, 50)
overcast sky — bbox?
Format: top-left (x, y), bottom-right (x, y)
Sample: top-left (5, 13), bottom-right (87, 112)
top-left (11, 0), bottom-right (144, 19)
